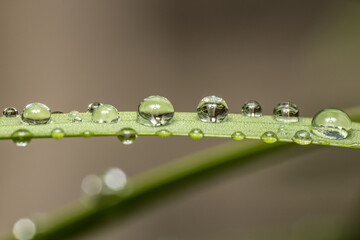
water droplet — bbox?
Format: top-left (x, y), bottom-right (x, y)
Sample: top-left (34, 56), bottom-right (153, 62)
top-left (13, 218), bottom-right (36, 240)
top-left (273, 102), bottom-right (299, 123)
top-left (197, 96), bottom-right (228, 123)
top-left (69, 111), bottom-right (82, 123)
top-left (241, 100), bottom-right (262, 117)
top-left (231, 131), bottom-right (245, 140)
top-left (292, 130), bottom-right (312, 145)
top-left (82, 131), bottom-right (93, 138)
top-left (3, 107), bottom-right (18, 117)
top-left (311, 108), bottom-right (351, 139)
top-left (51, 128), bottom-right (65, 139)
top-left (261, 131), bottom-right (278, 144)
top-left (137, 95), bottom-right (174, 127)
top-left (22, 103), bottom-right (51, 124)
top-left (92, 104), bottom-right (119, 123)
top-left (81, 175), bottom-right (103, 196)
top-left (104, 168), bottom-right (127, 191)
top-left (117, 128), bottom-right (137, 144)
top-left (156, 129), bottom-right (172, 137)
top-left (189, 128), bottom-right (204, 139)
top-left (88, 102), bottom-right (103, 113)
top-left (12, 129), bottom-right (32, 147)
top-left (277, 125), bottom-right (289, 136)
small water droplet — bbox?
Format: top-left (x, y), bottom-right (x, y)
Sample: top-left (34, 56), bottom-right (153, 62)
top-left (88, 102), bottom-right (103, 113)
top-left (189, 128), bottom-right (204, 139)
top-left (104, 168), bottom-right (127, 191)
top-left (69, 111), bottom-right (82, 123)
top-left (92, 104), bottom-right (119, 123)
top-left (273, 102), bottom-right (299, 123)
top-left (13, 218), bottom-right (36, 240)
top-left (3, 107), bottom-right (18, 117)
top-left (51, 128), bottom-right (65, 139)
top-left (261, 131), bottom-right (278, 144)
top-left (292, 130), bottom-right (312, 145)
top-left (231, 131), bottom-right (245, 140)
top-left (137, 95), bottom-right (174, 126)
top-left (197, 96), bottom-right (228, 123)
top-left (12, 129), bottom-right (32, 147)
top-left (156, 129), bottom-right (172, 137)
top-left (277, 125), bottom-right (289, 136)
top-left (22, 103), bottom-right (51, 124)
top-left (311, 108), bottom-right (351, 139)
top-left (82, 131), bottom-right (93, 138)
top-left (81, 175), bottom-right (103, 196)
top-left (241, 100), bottom-right (262, 117)
top-left (117, 128), bottom-right (137, 144)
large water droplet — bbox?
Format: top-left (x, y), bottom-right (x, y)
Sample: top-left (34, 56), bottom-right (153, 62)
top-left (88, 102), bottom-right (103, 113)
top-left (69, 111), bottom-right (82, 123)
top-left (51, 128), bottom-right (65, 139)
top-left (156, 129), bottom-right (172, 138)
top-left (13, 218), bottom-right (36, 240)
top-left (197, 96), bottom-right (228, 123)
top-left (12, 129), bottom-right (32, 147)
top-left (3, 107), bottom-right (18, 117)
top-left (22, 103), bottom-right (51, 124)
top-left (92, 104), bottom-right (119, 123)
top-left (117, 128), bottom-right (137, 144)
top-left (261, 131), bottom-right (278, 144)
top-left (311, 108), bottom-right (351, 139)
top-left (137, 95), bottom-right (174, 126)
top-left (293, 130), bottom-right (312, 145)
top-left (81, 174), bottom-right (103, 196)
top-left (231, 131), bottom-right (245, 140)
top-left (273, 102), bottom-right (299, 123)
top-left (242, 100), bottom-right (262, 117)
top-left (189, 128), bottom-right (204, 139)
top-left (104, 168), bottom-right (127, 191)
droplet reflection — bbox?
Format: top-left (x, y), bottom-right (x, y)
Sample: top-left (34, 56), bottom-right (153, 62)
top-left (13, 218), bottom-right (36, 240)
top-left (104, 168), bottom-right (127, 191)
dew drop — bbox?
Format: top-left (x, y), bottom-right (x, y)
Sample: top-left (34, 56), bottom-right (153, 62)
top-left (137, 95), bottom-right (174, 127)
top-left (12, 129), bottom-right (32, 147)
top-left (104, 168), bottom-right (127, 191)
top-left (277, 125), bottom-right (289, 136)
top-left (82, 131), bottom-right (93, 138)
top-left (22, 103), bottom-right (51, 125)
top-left (92, 104), bottom-right (119, 123)
top-left (88, 102), bottom-right (103, 113)
top-left (156, 129), bottom-right (172, 138)
top-left (189, 128), bottom-right (204, 139)
top-left (311, 108), bottom-right (351, 139)
top-left (51, 128), bottom-right (65, 139)
top-left (69, 111), bottom-right (82, 123)
top-left (292, 130), bottom-right (312, 145)
top-left (241, 100), bottom-right (262, 117)
top-left (261, 131), bottom-right (278, 144)
top-left (3, 107), bottom-right (18, 117)
top-left (81, 174), bottom-right (103, 196)
top-left (117, 128), bottom-right (137, 144)
top-left (197, 95), bottom-right (228, 123)
top-left (273, 102), bottom-right (299, 123)
top-left (231, 131), bottom-right (245, 140)
top-left (13, 218), bottom-right (36, 240)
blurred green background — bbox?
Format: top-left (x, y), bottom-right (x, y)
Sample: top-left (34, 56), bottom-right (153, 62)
top-left (0, 0), bottom-right (360, 239)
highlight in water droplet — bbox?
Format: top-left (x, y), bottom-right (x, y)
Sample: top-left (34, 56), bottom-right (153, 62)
top-left (156, 129), bottom-right (172, 138)
top-left (88, 102), bottom-right (103, 113)
top-left (292, 130), bottom-right (312, 145)
top-left (104, 168), bottom-right (127, 191)
top-left (261, 131), bottom-right (278, 144)
top-left (12, 129), bottom-right (32, 147)
top-left (242, 100), bottom-right (262, 117)
top-left (273, 102), bottom-right (299, 123)
top-left (92, 104), bottom-right (119, 123)
top-left (51, 128), bottom-right (65, 139)
top-left (69, 111), bottom-right (82, 123)
top-left (13, 218), bottom-right (36, 240)
top-left (189, 129), bottom-right (204, 139)
top-left (81, 175), bottom-right (103, 196)
top-left (231, 131), bottom-right (245, 140)
top-left (137, 95), bottom-right (175, 127)
top-left (117, 128), bottom-right (137, 145)
top-left (197, 95), bottom-right (228, 123)
top-left (3, 107), bottom-right (18, 117)
top-left (22, 103), bottom-right (51, 125)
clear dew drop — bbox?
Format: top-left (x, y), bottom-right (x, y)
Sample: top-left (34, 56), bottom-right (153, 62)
top-left (12, 129), bottom-right (32, 147)
top-left (241, 100), bottom-right (262, 117)
top-left (311, 108), bottom-right (352, 139)
top-left (3, 107), bottom-right (18, 117)
top-left (92, 104), bottom-right (119, 123)
top-left (189, 128), bottom-right (204, 139)
top-left (51, 128), bottom-right (65, 139)
top-left (81, 174), bottom-right (103, 196)
top-left (82, 131), bottom-right (93, 138)
top-left (13, 218), bottom-right (36, 240)
top-left (293, 130), bottom-right (312, 145)
top-left (273, 102), bottom-right (299, 123)
top-left (261, 131), bottom-right (278, 144)
top-left (231, 131), bottom-right (245, 140)
top-left (277, 125), bottom-right (289, 136)
top-left (69, 111), bottom-right (82, 123)
top-left (137, 95), bottom-right (174, 127)
top-left (88, 102), bottom-right (103, 113)
top-left (22, 103), bottom-right (51, 125)
top-left (104, 168), bottom-right (127, 191)
top-left (156, 129), bottom-right (172, 137)
top-left (197, 95), bottom-right (228, 123)
top-left (117, 128), bottom-right (137, 144)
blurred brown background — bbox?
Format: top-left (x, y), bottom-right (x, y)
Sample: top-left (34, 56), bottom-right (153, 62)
top-left (1, 0), bottom-right (360, 239)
